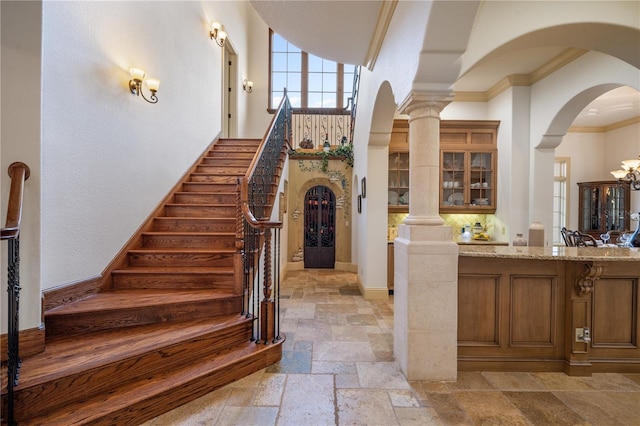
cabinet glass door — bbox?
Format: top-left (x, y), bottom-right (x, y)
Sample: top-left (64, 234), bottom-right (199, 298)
top-left (581, 186), bottom-right (600, 232)
top-left (605, 185), bottom-right (627, 231)
top-left (388, 152), bottom-right (409, 207)
top-left (442, 151), bottom-right (465, 207)
top-left (469, 152), bottom-right (493, 207)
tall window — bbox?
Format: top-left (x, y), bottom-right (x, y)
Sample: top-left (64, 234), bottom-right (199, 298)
top-left (270, 31), bottom-right (354, 111)
top-left (553, 158), bottom-right (570, 245)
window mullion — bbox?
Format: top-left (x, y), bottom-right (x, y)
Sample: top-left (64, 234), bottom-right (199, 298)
top-left (301, 52), bottom-right (308, 108)
top-left (337, 63), bottom-right (344, 109)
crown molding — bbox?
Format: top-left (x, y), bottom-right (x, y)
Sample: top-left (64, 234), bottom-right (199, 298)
top-left (568, 116), bottom-right (640, 133)
top-left (365, 0), bottom-right (398, 70)
top-left (454, 48), bottom-right (588, 102)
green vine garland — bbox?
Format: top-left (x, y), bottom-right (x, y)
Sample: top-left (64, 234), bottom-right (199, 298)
top-left (291, 143), bottom-right (354, 172)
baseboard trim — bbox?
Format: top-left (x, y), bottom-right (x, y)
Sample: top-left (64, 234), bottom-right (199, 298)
top-left (0, 325), bottom-right (45, 361)
top-left (43, 274), bottom-right (103, 312)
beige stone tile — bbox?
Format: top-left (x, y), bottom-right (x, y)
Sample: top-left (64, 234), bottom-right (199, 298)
top-left (623, 373), bottom-right (640, 386)
top-left (140, 388), bottom-right (228, 425)
top-left (278, 374), bottom-right (335, 425)
top-left (602, 391), bottom-right (640, 418)
top-left (530, 372), bottom-right (595, 391)
top-left (347, 314), bottom-right (378, 326)
top-left (553, 391), bottom-right (638, 425)
top-left (367, 332), bottom-right (394, 352)
top-left (337, 388), bottom-right (399, 425)
top-left (229, 369), bottom-right (264, 387)
top-left (312, 361), bottom-right (357, 374)
top-left (313, 341), bottom-right (378, 362)
top-left (253, 373), bottom-right (286, 406)
top-left (332, 325), bottom-right (379, 341)
top-left (225, 386), bottom-right (257, 406)
top-left (388, 390), bottom-right (421, 407)
top-left (394, 407), bottom-right (444, 425)
top-left (446, 371), bottom-right (495, 391)
top-left (216, 406), bottom-right (278, 426)
top-left (453, 390), bottom-right (532, 425)
top-left (481, 371), bottom-right (547, 391)
top-left (357, 362), bottom-right (411, 389)
top-left (576, 373), bottom-right (640, 391)
top-left (336, 373), bottom-right (361, 389)
top-left (503, 391), bottom-right (589, 425)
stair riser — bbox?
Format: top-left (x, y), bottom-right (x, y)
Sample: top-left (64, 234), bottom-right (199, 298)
top-left (91, 344), bottom-right (282, 426)
top-left (14, 322), bottom-right (253, 421)
top-left (205, 151), bottom-right (256, 159)
top-left (173, 192), bottom-right (237, 204)
top-left (45, 296), bottom-right (242, 338)
top-left (196, 166), bottom-right (248, 175)
top-left (182, 182), bottom-right (237, 192)
top-left (142, 234), bottom-right (236, 249)
top-left (112, 271), bottom-right (235, 290)
top-left (190, 174), bottom-right (239, 183)
top-left (211, 146), bottom-right (259, 153)
top-left (153, 218), bottom-right (235, 232)
top-left (202, 157), bottom-right (252, 165)
top-left (165, 205), bottom-right (236, 217)
top-left (127, 252), bottom-right (234, 268)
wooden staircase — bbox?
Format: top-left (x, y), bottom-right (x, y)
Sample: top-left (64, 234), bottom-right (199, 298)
top-left (1, 139), bottom-right (285, 425)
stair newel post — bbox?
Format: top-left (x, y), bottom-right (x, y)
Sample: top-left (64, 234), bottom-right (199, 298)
top-left (260, 226), bottom-right (275, 344)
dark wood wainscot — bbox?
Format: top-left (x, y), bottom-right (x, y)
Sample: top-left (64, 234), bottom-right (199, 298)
top-left (458, 246), bottom-right (640, 376)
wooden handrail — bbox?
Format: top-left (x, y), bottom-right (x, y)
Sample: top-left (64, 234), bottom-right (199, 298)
top-left (1, 162), bottom-right (30, 240)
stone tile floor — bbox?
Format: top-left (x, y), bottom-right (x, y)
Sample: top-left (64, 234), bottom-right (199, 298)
top-left (143, 269), bottom-right (640, 425)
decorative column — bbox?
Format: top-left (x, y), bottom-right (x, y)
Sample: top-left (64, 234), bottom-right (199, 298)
top-left (393, 91), bottom-right (459, 381)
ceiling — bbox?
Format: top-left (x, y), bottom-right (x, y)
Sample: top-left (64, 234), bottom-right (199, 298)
top-left (251, 1), bottom-right (639, 130)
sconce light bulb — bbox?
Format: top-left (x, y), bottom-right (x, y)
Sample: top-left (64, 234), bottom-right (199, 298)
top-left (129, 67), bottom-right (146, 82)
top-left (146, 78), bottom-right (160, 93)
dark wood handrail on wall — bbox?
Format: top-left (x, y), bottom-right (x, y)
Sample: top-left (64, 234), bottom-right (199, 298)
top-left (237, 92), bottom-right (291, 345)
top-left (2, 161), bottom-right (30, 426)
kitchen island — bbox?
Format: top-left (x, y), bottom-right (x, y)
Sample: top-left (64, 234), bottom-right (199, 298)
top-left (457, 245), bottom-right (640, 376)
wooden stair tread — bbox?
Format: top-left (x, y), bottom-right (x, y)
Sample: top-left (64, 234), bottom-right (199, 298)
top-left (165, 203), bottom-right (236, 207)
top-left (45, 289), bottom-right (236, 316)
top-left (8, 315), bottom-right (251, 388)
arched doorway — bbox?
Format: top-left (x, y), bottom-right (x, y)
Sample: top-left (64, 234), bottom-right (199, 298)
top-left (304, 186), bottom-right (336, 268)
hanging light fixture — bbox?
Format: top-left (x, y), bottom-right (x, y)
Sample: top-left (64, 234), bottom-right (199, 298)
top-left (611, 155), bottom-right (640, 190)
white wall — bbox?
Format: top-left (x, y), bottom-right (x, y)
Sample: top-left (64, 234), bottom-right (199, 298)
top-left (39, 1), bottom-right (258, 290)
top-left (0, 1), bottom-right (261, 333)
top-left (1, 1), bottom-right (43, 331)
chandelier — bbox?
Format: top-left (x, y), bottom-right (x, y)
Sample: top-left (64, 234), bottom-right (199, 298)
top-left (611, 155), bottom-right (640, 190)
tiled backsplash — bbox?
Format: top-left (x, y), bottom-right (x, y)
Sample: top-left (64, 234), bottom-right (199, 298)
top-left (388, 213), bottom-right (496, 241)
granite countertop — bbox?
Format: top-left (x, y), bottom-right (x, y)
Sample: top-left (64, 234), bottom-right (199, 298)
top-left (458, 245), bottom-right (640, 262)
top-left (457, 240), bottom-right (509, 246)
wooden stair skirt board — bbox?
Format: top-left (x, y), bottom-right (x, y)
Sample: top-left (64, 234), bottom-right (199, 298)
top-left (1, 138), bottom-right (286, 425)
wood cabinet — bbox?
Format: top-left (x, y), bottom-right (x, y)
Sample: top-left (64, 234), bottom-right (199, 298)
top-left (578, 180), bottom-right (630, 238)
top-left (440, 121), bottom-right (499, 213)
top-left (388, 119), bottom-right (499, 213)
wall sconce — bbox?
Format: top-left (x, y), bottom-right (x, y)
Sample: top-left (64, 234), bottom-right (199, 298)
top-left (210, 21), bottom-right (227, 47)
top-left (128, 68), bottom-right (160, 104)
top-left (611, 155), bottom-right (640, 190)
top-left (243, 79), bottom-right (253, 93)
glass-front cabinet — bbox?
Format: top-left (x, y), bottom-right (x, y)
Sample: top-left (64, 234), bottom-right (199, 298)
top-left (578, 180), bottom-right (630, 238)
top-left (440, 121), bottom-right (499, 213)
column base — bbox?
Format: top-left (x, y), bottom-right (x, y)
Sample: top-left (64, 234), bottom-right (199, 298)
top-left (393, 224), bottom-right (458, 381)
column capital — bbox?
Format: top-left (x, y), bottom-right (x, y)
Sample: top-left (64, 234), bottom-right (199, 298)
top-left (398, 91), bottom-right (454, 119)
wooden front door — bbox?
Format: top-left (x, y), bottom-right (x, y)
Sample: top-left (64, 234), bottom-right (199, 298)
top-left (304, 186), bottom-right (336, 268)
